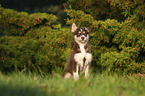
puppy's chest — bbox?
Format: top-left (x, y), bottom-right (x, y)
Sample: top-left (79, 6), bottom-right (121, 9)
top-left (74, 45), bottom-right (92, 64)
top-left (77, 44), bottom-right (89, 53)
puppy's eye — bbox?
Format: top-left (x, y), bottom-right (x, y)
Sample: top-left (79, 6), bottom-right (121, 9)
top-left (78, 32), bottom-right (81, 35)
top-left (78, 33), bottom-right (81, 36)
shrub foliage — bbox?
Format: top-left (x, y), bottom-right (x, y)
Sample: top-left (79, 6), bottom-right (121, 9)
top-left (0, 0), bottom-right (145, 74)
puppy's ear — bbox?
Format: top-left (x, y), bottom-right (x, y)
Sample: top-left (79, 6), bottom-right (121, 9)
top-left (85, 27), bottom-right (91, 33)
top-left (72, 23), bottom-right (77, 33)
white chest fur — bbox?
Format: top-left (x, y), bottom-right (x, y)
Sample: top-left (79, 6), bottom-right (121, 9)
top-left (74, 53), bottom-right (92, 65)
top-left (74, 44), bottom-right (92, 68)
top-left (80, 44), bottom-right (86, 54)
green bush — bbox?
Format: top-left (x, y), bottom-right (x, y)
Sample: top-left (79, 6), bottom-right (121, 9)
top-left (0, 27), bottom-right (73, 74)
top-left (65, 6), bottom-right (145, 74)
top-left (0, 5), bottom-right (58, 36)
top-left (67, 0), bottom-right (125, 21)
top-left (0, 5), bottom-right (73, 74)
top-left (100, 47), bottom-right (142, 73)
top-left (0, 0), bottom-right (145, 75)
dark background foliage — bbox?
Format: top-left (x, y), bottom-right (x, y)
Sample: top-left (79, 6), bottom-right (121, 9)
top-left (0, 0), bottom-right (67, 26)
top-left (0, 0), bottom-right (67, 10)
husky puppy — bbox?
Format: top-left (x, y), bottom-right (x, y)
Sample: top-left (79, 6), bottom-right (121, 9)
top-left (62, 23), bottom-right (92, 80)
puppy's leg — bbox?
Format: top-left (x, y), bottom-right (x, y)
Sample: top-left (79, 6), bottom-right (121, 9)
top-left (85, 64), bottom-right (89, 78)
top-left (64, 72), bottom-right (71, 78)
top-left (80, 60), bottom-right (89, 78)
top-left (62, 67), bottom-right (71, 79)
top-left (73, 64), bottom-right (79, 80)
top-left (84, 53), bottom-right (92, 78)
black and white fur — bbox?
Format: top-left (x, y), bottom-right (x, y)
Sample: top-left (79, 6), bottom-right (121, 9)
top-left (62, 23), bottom-right (92, 80)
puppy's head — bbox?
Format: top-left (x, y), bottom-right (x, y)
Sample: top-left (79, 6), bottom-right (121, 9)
top-left (72, 23), bottom-right (91, 44)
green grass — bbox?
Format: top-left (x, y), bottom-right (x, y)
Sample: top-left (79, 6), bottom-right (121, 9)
top-left (0, 72), bottom-right (145, 96)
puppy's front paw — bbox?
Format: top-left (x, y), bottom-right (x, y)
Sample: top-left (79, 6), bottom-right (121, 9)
top-left (73, 72), bottom-right (79, 80)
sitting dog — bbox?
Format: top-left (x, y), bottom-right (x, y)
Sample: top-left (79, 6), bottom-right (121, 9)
top-left (62, 23), bottom-right (92, 80)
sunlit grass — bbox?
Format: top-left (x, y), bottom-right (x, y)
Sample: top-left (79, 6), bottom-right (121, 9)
top-left (0, 72), bottom-right (145, 96)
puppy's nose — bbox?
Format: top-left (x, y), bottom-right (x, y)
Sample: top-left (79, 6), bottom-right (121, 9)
top-left (81, 37), bottom-right (85, 40)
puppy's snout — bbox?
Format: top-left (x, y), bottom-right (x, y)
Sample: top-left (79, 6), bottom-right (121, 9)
top-left (81, 37), bottom-right (85, 40)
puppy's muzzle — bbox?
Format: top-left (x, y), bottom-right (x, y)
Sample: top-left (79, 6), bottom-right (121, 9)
top-left (81, 37), bottom-right (85, 40)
